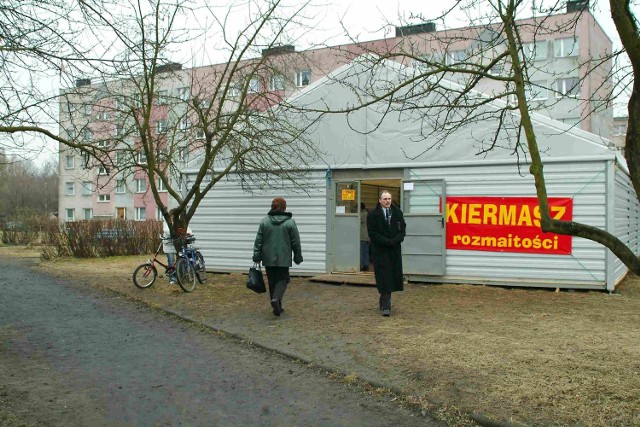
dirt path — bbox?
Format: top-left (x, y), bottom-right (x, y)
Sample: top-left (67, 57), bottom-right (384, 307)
top-left (0, 255), bottom-right (439, 426)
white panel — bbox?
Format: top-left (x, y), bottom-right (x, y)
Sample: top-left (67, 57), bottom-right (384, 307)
top-left (613, 166), bottom-right (640, 283)
top-left (189, 171), bottom-right (327, 273)
top-left (409, 160), bottom-right (608, 288)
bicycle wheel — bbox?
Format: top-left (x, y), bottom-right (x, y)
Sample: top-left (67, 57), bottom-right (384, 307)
top-left (175, 257), bottom-right (196, 292)
top-left (133, 263), bottom-right (157, 289)
top-left (195, 251), bottom-right (207, 283)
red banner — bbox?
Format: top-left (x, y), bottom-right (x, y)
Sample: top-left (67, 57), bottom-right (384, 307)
top-left (446, 197), bottom-right (573, 255)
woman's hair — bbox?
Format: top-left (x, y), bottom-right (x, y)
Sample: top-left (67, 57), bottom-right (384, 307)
top-left (271, 197), bottom-right (287, 212)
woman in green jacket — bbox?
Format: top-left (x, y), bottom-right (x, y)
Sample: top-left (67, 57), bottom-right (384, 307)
top-left (253, 197), bottom-right (303, 316)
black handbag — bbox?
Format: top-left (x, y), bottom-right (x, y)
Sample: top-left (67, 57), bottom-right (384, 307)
top-left (247, 263), bottom-right (266, 293)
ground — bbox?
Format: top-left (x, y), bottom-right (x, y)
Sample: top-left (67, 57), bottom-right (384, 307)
top-left (5, 245), bottom-right (640, 426)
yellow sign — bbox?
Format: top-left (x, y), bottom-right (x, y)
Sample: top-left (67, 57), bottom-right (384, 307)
top-left (342, 189), bottom-right (355, 201)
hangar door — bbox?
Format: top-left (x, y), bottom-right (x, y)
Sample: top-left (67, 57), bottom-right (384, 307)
top-left (402, 180), bottom-right (446, 275)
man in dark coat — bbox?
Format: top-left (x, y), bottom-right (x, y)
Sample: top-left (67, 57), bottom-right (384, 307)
top-left (367, 190), bottom-right (406, 317)
top-left (253, 197), bottom-right (303, 316)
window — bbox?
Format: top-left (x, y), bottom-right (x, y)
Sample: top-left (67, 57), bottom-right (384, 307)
top-left (82, 181), bottom-right (92, 195)
top-left (522, 41), bottom-right (548, 62)
top-left (115, 124), bottom-right (124, 136)
top-left (296, 70), bottom-right (311, 87)
top-left (177, 87), bottom-right (190, 101)
top-left (155, 120), bottom-right (167, 134)
top-left (97, 140), bottom-right (109, 148)
top-left (228, 83), bottom-right (241, 97)
top-left (179, 147), bottom-right (189, 162)
top-left (156, 90), bottom-right (168, 105)
top-left (66, 208), bottom-right (75, 221)
top-left (199, 98), bottom-right (212, 108)
top-left (98, 194), bottom-right (111, 202)
top-left (488, 63), bottom-right (504, 76)
top-left (525, 81), bottom-right (548, 101)
top-left (97, 111), bottom-right (110, 120)
top-left (269, 74), bottom-right (285, 91)
top-left (614, 124), bottom-right (627, 136)
top-left (555, 77), bottom-right (580, 98)
top-left (158, 178), bottom-right (166, 192)
top-left (554, 37), bottom-right (579, 58)
top-left (116, 180), bottom-right (126, 194)
top-left (195, 128), bottom-right (205, 140)
top-left (83, 128), bottom-right (93, 141)
top-left (65, 182), bottom-right (75, 196)
top-left (116, 96), bottom-right (125, 110)
top-left (82, 103), bottom-right (92, 115)
top-left (179, 116), bottom-right (189, 130)
top-left (446, 50), bottom-right (467, 65)
top-left (98, 166), bottom-right (109, 175)
top-left (248, 78), bottom-right (259, 93)
top-left (132, 93), bottom-right (142, 108)
top-left (135, 178), bottom-right (146, 193)
top-left (66, 129), bottom-right (76, 140)
top-left (156, 207), bottom-right (163, 220)
top-left (83, 208), bottom-right (93, 220)
top-left (135, 207), bottom-right (146, 221)
top-left (136, 151), bottom-right (147, 164)
top-left (65, 155), bottom-right (75, 169)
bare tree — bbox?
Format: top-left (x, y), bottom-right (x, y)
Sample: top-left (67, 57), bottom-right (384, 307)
top-left (2, 0), bottom-right (325, 238)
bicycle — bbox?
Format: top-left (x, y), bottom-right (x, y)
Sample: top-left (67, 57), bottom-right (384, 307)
top-left (181, 233), bottom-right (207, 284)
top-left (133, 238), bottom-right (196, 292)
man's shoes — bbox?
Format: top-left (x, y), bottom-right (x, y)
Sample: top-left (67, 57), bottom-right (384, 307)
top-left (169, 279), bottom-right (176, 285)
top-left (382, 309), bottom-right (391, 317)
top-left (271, 299), bottom-right (281, 316)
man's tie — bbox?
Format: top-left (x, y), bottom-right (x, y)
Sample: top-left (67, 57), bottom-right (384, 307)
top-left (385, 208), bottom-right (390, 225)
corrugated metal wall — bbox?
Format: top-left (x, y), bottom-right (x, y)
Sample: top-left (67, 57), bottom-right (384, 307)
top-left (613, 165), bottom-right (640, 283)
top-left (189, 171), bottom-right (328, 274)
top-left (408, 160), bottom-right (609, 288)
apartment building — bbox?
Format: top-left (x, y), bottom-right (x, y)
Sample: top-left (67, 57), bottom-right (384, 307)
top-left (58, 2), bottom-right (614, 221)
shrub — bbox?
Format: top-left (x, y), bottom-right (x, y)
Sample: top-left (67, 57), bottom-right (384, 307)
top-left (41, 220), bottom-right (161, 259)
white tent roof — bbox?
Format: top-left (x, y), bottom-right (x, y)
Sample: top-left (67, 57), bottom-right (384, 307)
top-left (287, 54), bottom-right (619, 169)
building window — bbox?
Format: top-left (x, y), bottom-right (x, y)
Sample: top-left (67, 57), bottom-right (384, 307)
top-left (116, 96), bottom-right (125, 110)
top-left (525, 81), bottom-right (548, 101)
top-left (248, 78), bottom-right (259, 93)
top-left (155, 120), bottom-right (167, 134)
top-left (83, 128), bottom-right (93, 141)
top-left (97, 140), bottom-right (109, 148)
top-left (158, 178), bottom-right (166, 192)
top-left (554, 37), bottom-right (579, 58)
top-left (522, 41), bottom-right (548, 62)
top-left (65, 155), bottom-right (75, 169)
top-left (156, 207), bottom-right (163, 220)
top-left (555, 77), bottom-right (580, 98)
top-left (116, 180), bottom-right (126, 194)
top-left (177, 87), bottom-right (190, 101)
top-left (613, 124), bottom-right (627, 136)
top-left (82, 103), bottom-right (92, 115)
top-left (98, 166), bottom-right (109, 175)
top-left (195, 128), bottom-right (205, 140)
top-left (135, 178), bottom-right (146, 193)
top-left (179, 147), bottom-right (189, 163)
top-left (488, 63), bottom-right (504, 76)
top-left (98, 194), bottom-right (111, 202)
top-left (96, 111), bottom-right (110, 120)
top-left (66, 208), bottom-right (75, 221)
top-left (65, 182), bottom-right (75, 196)
top-left (269, 74), bottom-right (285, 91)
top-left (132, 93), bottom-right (142, 108)
top-left (228, 82), bottom-right (241, 97)
top-left (296, 70), bottom-right (311, 87)
top-left (156, 90), bottom-right (168, 105)
top-left (136, 151), bottom-right (147, 164)
top-left (115, 124), bottom-right (124, 136)
top-left (446, 50), bottom-right (467, 66)
top-left (82, 181), bottom-right (92, 195)
top-left (66, 129), bottom-right (76, 140)
top-left (179, 116), bottom-right (189, 130)
top-left (135, 207), bottom-right (146, 221)
top-left (83, 208), bottom-right (93, 220)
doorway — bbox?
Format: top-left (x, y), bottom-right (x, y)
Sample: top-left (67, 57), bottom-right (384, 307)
top-left (331, 178), bottom-right (401, 273)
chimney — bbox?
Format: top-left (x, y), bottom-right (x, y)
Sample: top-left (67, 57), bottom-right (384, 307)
top-left (262, 45), bottom-right (296, 57)
top-left (156, 62), bottom-right (182, 73)
top-left (395, 22), bottom-right (437, 37)
top-left (567, 0), bottom-right (588, 13)
top-left (75, 78), bottom-right (91, 87)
